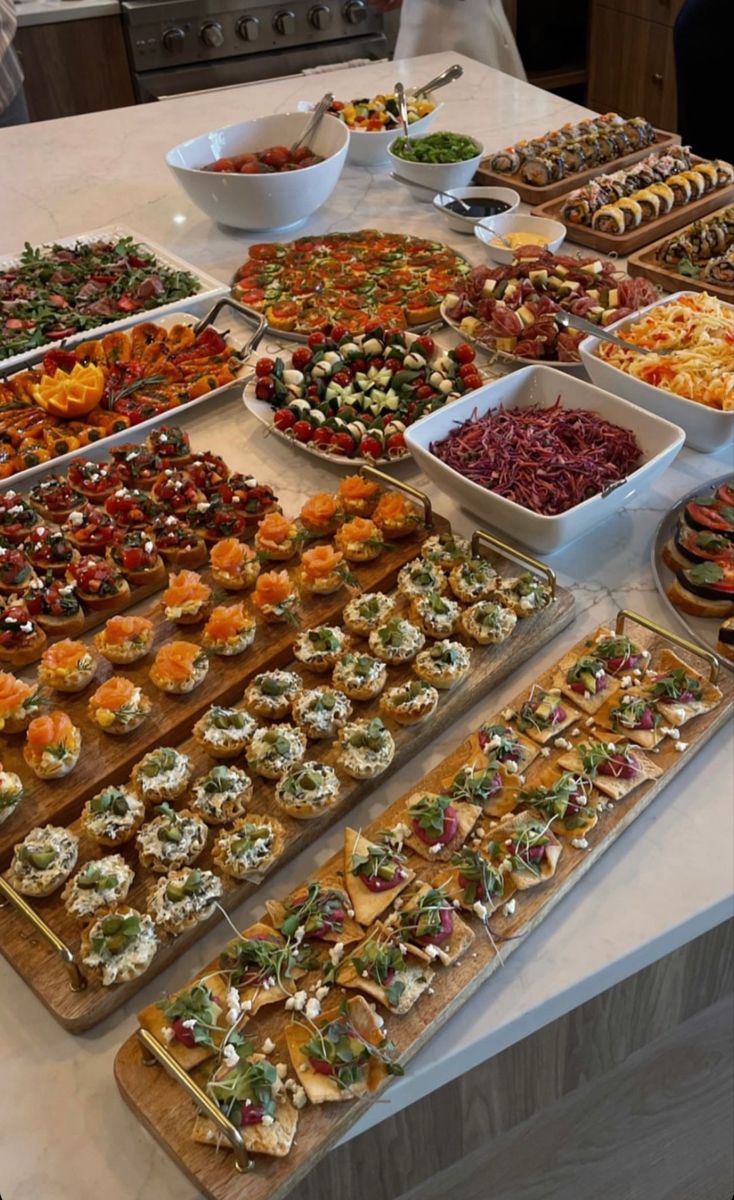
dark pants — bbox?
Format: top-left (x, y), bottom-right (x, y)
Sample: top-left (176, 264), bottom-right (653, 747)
top-left (0, 86), bottom-right (29, 128)
top-left (674, 0), bottom-right (732, 160)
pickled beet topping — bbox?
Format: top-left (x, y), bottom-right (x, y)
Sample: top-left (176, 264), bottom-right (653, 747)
top-left (171, 1017), bottom-right (197, 1048)
top-left (361, 860), bottom-right (406, 893)
top-left (508, 841), bottom-right (546, 864)
top-left (239, 1103), bottom-right (266, 1125)
top-left (416, 904), bottom-right (454, 945)
top-left (599, 752), bottom-right (639, 779)
top-left (412, 805), bottom-right (458, 847)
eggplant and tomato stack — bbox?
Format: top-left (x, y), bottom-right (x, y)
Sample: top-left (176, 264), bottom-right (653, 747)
top-left (663, 481), bottom-right (734, 622)
top-left (251, 325), bottom-right (483, 462)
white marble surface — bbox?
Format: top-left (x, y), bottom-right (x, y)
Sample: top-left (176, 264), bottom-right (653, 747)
top-left (0, 53), bottom-right (732, 1200)
top-left (14, 0), bottom-right (119, 28)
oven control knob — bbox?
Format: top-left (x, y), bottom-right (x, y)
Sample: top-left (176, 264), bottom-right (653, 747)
top-left (236, 15), bottom-right (260, 40)
top-left (201, 21), bottom-right (225, 47)
top-left (344, 0), bottom-right (367, 23)
top-left (309, 4), bottom-right (332, 29)
top-left (273, 9), bottom-right (296, 34)
top-left (162, 26), bottom-right (185, 50)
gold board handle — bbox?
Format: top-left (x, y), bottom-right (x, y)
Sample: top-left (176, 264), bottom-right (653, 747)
top-left (137, 1029), bottom-right (252, 1173)
top-left (361, 464), bottom-right (433, 527)
top-left (0, 875), bottom-right (86, 992)
top-left (615, 608), bottom-right (720, 683)
top-left (471, 528), bottom-right (556, 599)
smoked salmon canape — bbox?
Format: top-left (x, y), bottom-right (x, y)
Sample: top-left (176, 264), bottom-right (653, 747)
top-left (107, 530), bottom-right (167, 590)
top-left (94, 614), bottom-right (155, 665)
top-left (299, 545), bottom-right (352, 596)
top-left (252, 570), bottom-right (299, 626)
top-left (23, 710), bottom-right (82, 779)
top-left (67, 555), bottom-right (131, 614)
top-left (299, 492), bottom-right (343, 538)
top-left (38, 638), bottom-right (97, 693)
top-left (0, 600), bottom-right (47, 667)
top-left (88, 675), bottom-right (152, 736)
top-left (372, 491), bottom-right (423, 540)
top-left (148, 515), bottom-right (208, 571)
top-left (202, 603), bottom-right (256, 657)
top-left (0, 761), bottom-right (24, 825)
top-left (149, 639), bottom-right (209, 694)
top-left (254, 512), bottom-right (300, 562)
top-left (162, 569), bottom-right (212, 626)
top-left (334, 517), bottom-right (385, 563)
top-left (209, 538), bottom-right (260, 591)
top-left (0, 671), bottom-right (43, 734)
top-left (338, 474), bottom-right (381, 518)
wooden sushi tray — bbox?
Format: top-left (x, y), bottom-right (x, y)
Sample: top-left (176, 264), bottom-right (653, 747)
top-left (0, 526), bottom-right (575, 1030)
top-left (532, 176), bottom-right (734, 256)
top-left (474, 127), bottom-right (680, 205)
top-left (113, 611), bottom-right (732, 1200)
top-left (627, 206), bottom-right (734, 301)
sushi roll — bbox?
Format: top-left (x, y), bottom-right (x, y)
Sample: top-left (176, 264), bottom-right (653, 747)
top-left (648, 182), bottom-right (675, 213)
top-left (520, 154), bottom-right (564, 186)
top-left (626, 116), bottom-right (655, 148)
top-left (668, 145), bottom-right (693, 170)
top-left (660, 232), bottom-right (694, 265)
top-left (634, 188), bottom-right (661, 222)
top-left (704, 250), bottom-right (734, 284)
top-left (594, 132), bottom-right (617, 161)
top-left (592, 203), bottom-right (626, 234)
top-left (617, 197), bottom-right (644, 228)
top-left (560, 143), bottom-right (587, 173)
top-left (579, 134), bottom-right (603, 166)
top-left (681, 169), bottom-right (706, 198)
top-left (694, 163), bottom-right (718, 192)
top-left (712, 159), bottom-right (734, 187)
top-left (608, 126), bottom-right (631, 156)
top-left (490, 147), bottom-right (521, 174)
top-left (666, 173), bottom-right (692, 206)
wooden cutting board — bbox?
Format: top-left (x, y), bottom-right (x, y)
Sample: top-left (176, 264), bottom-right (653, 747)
top-left (0, 543), bottom-right (575, 1030)
top-left (627, 206), bottom-right (734, 301)
top-left (113, 615), bottom-right (732, 1200)
top-left (474, 128), bottom-right (680, 205)
top-left (533, 180), bottom-right (734, 256)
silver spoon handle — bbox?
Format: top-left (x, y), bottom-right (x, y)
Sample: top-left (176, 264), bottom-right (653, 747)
top-left (413, 63), bottom-right (464, 96)
top-left (292, 91), bottom-right (333, 154)
top-left (389, 171), bottom-right (470, 212)
top-left (555, 310), bottom-right (665, 355)
top-left (394, 81), bottom-right (411, 140)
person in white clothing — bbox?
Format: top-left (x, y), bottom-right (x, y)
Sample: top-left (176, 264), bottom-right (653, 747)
top-left (370, 0), bottom-right (526, 79)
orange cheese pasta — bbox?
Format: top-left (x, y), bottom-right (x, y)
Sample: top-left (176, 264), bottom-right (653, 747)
top-left (597, 292), bottom-right (734, 411)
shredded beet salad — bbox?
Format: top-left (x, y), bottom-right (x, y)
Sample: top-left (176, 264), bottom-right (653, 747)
top-left (431, 400), bottom-right (642, 516)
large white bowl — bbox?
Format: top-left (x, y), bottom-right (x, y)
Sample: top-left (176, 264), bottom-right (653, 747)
top-left (432, 185), bottom-right (520, 235)
top-left (404, 365), bottom-right (685, 554)
top-left (166, 112), bottom-right (349, 232)
top-left (580, 291), bottom-right (734, 454)
top-left (474, 213), bottom-right (566, 264)
top-left (388, 135), bottom-right (484, 202)
top-left (298, 100), bottom-right (443, 166)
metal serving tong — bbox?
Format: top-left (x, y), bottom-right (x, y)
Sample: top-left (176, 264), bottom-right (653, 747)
top-left (554, 310), bottom-right (675, 355)
top-left (292, 91), bottom-right (333, 154)
top-left (394, 81), bottom-right (411, 142)
top-left (412, 62), bottom-right (464, 96)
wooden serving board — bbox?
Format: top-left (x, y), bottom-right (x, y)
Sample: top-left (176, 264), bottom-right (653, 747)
top-left (0, 552), bottom-right (575, 1030)
top-left (627, 208), bottom-right (734, 301)
top-left (474, 128), bottom-right (680, 205)
top-left (113, 616), bottom-right (733, 1200)
top-left (0, 513), bottom-right (449, 868)
top-left (533, 180), bottom-right (734, 256)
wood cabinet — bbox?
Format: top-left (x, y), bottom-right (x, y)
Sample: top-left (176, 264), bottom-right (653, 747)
top-left (16, 17), bottom-right (135, 123)
top-left (588, 4), bottom-right (678, 129)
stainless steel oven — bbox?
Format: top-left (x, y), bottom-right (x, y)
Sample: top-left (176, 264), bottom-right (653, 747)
top-left (121, 0), bottom-right (387, 101)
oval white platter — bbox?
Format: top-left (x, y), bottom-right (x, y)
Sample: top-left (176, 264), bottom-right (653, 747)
top-left (440, 299), bottom-right (587, 375)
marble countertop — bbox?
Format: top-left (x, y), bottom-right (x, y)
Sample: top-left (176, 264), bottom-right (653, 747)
top-left (14, 0), bottom-right (120, 29)
top-left (0, 52), bottom-right (732, 1200)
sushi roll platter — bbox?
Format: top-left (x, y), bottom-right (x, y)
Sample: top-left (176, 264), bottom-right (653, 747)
top-left (627, 204), bottom-right (734, 301)
top-left (532, 153), bottom-right (734, 255)
top-left (476, 113), bottom-right (680, 204)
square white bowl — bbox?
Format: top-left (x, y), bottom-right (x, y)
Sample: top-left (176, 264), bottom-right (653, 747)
top-left (579, 291), bottom-right (734, 454)
top-left (404, 365), bottom-right (685, 554)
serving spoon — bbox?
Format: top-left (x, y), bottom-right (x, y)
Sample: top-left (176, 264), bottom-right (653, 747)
top-left (389, 171), bottom-right (472, 213)
top-left (554, 310), bottom-right (675, 354)
top-left (394, 81), bottom-right (411, 145)
top-left (412, 62), bottom-right (464, 97)
top-left (292, 91), bottom-right (333, 155)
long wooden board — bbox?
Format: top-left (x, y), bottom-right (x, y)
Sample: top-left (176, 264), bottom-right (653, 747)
top-left (112, 615), bottom-right (733, 1200)
top-left (474, 128), bottom-right (680, 205)
top-left (627, 206), bottom-right (734, 301)
top-left (533, 180), bottom-right (734, 256)
top-left (0, 510), bottom-right (449, 868)
top-left (0, 553), bottom-right (574, 1030)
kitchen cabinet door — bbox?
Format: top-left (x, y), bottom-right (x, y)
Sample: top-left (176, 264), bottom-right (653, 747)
top-left (588, 5), bottom-right (677, 129)
top-left (16, 17), bottom-right (135, 122)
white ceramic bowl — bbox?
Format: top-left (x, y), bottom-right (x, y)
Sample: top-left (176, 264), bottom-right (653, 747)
top-left (388, 135), bottom-right (484, 202)
top-left (166, 112), bottom-right (349, 232)
top-left (580, 291), bottom-right (734, 454)
top-left (298, 100), bottom-right (443, 166)
top-left (432, 186), bottom-right (521, 235)
top-left (404, 365), bottom-right (684, 554)
top-left (474, 213), bottom-right (566, 264)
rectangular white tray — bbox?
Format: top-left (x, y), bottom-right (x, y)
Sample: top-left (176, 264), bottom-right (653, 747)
top-left (0, 225), bottom-right (229, 375)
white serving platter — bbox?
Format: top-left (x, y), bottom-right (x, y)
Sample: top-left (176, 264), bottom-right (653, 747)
top-left (0, 225), bottom-right (228, 376)
top-left (439, 299), bottom-right (587, 375)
